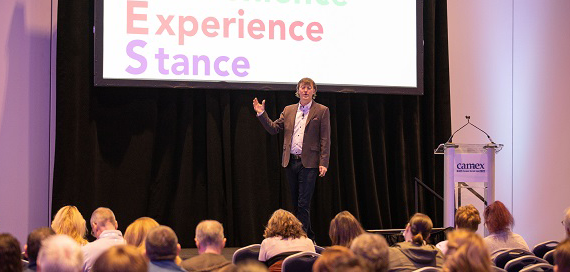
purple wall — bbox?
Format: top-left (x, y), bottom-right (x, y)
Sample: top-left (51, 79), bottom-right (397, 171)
top-left (0, 0), bottom-right (53, 245)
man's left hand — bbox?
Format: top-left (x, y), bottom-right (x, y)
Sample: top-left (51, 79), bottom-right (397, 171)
top-left (319, 166), bottom-right (327, 177)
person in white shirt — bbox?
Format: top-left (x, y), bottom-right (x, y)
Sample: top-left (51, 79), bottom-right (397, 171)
top-left (82, 207), bottom-right (125, 272)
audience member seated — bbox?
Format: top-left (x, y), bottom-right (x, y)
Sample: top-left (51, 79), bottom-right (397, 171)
top-left (37, 234), bottom-right (84, 272)
top-left (24, 227), bottom-right (56, 272)
top-left (125, 217), bottom-right (159, 251)
top-left (181, 220), bottom-right (236, 272)
top-left (145, 226), bottom-right (185, 272)
top-left (235, 260), bottom-right (269, 272)
top-left (82, 207), bottom-right (126, 272)
top-left (0, 233), bottom-right (23, 272)
top-left (350, 233), bottom-right (389, 272)
top-left (562, 208), bottom-right (570, 238)
top-left (442, 229), bottom-right (492, 272)
top-left (313, 245), bottom-right (367, 272)
top-left (483, 201), bottom-right (529, 257)
top-left (91, 245), bottom-right (147, 272)
top-left (436, 204), bottom-right (481, 254)
top-left (329, 211), bottom-right (365, 247)
top-left (51, 205), bottom-right (89, 245)
top-left (388, 213), bottom-right (444, 271)
top-left (555, 239), bottom-right (570, 272)
top-left (258, 209), bottom-right (315, 271)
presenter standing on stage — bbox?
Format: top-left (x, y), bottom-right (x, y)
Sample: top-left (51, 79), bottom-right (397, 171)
top-left (253, 77), bottom-right (331, 240)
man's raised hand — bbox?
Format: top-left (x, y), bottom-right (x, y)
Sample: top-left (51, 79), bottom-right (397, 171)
top-left (253, 97), bottom-right (265, 114)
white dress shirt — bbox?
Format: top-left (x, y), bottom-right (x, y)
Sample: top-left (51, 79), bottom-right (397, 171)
top-left (290, 101), bottom-right (312, 155)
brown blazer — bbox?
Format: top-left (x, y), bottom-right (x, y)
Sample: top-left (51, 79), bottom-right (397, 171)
top-left (257, 102), bottom-right (331, 169)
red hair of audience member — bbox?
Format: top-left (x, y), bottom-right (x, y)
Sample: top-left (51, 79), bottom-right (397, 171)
top-left (442, 230), bottom-right (492, 272)
top-left (313, 245), bottom-right (366, 272)
top-left (329, 211), bottom-right (365, 247)
top-left (555, 239), bottom-right (570, 272)
top-left (408, 213), bottom-right (433, 245)
top-left (92, 245), bottom-right (148, 272)
top-left (0, 233), bottom-right (23, 272)
top-left (484, 201), bottom-right (514, 234)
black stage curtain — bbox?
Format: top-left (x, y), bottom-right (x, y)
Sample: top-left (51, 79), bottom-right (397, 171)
top-left (53, 1), bottom-right (450, 247)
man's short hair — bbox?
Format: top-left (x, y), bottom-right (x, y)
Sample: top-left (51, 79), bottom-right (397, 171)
top-left (350, 233), bottom-right (389, 272)
top-left (556, 239), bottom-right (570, 272)
top-left (90, 207), bottom-right (117, 227)
top-left (37, 234), bottom-right (83, 272)
top-left (195, 220), bottom-right (225, 248)
top-left (295, 77), bottom-right (317, 99)
top-left (0, 233), bottom-right (22, 272)
top-left (26, 227), bottom-right (56, 263)
top-left (145, 225), bottom-right (178, 261)
top-left (92, 245), bottom-right (147, 272)
top-left (455, 204), bottom-right (481, 231)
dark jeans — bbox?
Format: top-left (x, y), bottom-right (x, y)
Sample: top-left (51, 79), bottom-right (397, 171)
top-left (285, 156), bottom-right (318, 240)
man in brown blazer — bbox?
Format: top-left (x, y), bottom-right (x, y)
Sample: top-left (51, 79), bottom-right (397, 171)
top-left (253, 77), bottom-right (331, 240)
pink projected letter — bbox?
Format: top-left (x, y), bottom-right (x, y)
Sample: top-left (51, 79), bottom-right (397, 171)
top-left (179, 16), bottom-right (199, 45)
top-left (248, 19), bottom-right (265, 39)
top-left (289, 21), bottom-right (304, 41)
top-left (156, 15), bottom-right (175, 35)
top-left (306, 22), bottom-right (323, 42)
top-left (127, 1), bottom-right (148, 34)
top-left (202, 17), bottom-right (220, 37)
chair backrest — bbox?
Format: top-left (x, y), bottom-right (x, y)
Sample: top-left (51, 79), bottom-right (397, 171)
top-left (314, 245), bottom-right (325, 254)
top-left (494, 248), bottom-right (535, 269)
top-left (543, 249), bottom-right (555, 265)
top-left (282, 252), bottom-right (320, 272)
top-left (413, 266), bottom-right (442, 272)
top-left (504, 256), bottom-right (548, 272)
top-left (232, 244), bottom-right (261, 264)
top-left (532, 241), bottom-right (559, 259)
top-left (519, 263), bottom-right (554, 272)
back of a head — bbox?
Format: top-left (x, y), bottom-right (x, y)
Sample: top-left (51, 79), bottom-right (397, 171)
top-left (484, 201), bottom-right (514, 234)
top-left (236, 260), bottom-right (269, 272)
top-left (146, 225), bottom-right (179, 261)
top-left (442, 229), bottom-right (491, 272)
top-left (195, 220), bottom-right (225, 249)
top-left (51, 205), bottom-right (88, 245)
top-left (313, 245), bottom-right (366, 272)
top-left (555, 239), bottom-right (570, 272)
top-left (125, 217), bottom-right (159, 249)
top-left (329, 211), bottom-right (365, 247)
top-left (0, 233), bottom-right (23, 272)
top-left (90, 207), bottom-right (117, 229)
top-left (409, 213), bottom-right (433, 245)
top-left (26, 227), bottom-right (56, 264)
top-left (37, 234), bottom-right (83, 272)
top-left (455, 205), bottom-right (481, 232)
top-left (92, 245), bottom-right (148, 272)
top-left (350, 233), bottom-right (389, 272)
top-left (264, 209), bottom-right (306, 239)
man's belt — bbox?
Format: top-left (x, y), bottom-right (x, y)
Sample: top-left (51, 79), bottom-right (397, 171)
top-left (290, 154), bottom-right (302, 160)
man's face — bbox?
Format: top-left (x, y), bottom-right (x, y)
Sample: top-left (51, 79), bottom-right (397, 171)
top-left (298, 83), bottom-right (315, 104)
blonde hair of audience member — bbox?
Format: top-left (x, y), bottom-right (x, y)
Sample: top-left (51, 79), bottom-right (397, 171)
top-left (92, 245), bottom-right (148, 272)
top-left (0, 233), bottom-right (22, 272)
top-left (484, 201), bottom-right (514, 234)
top-left (455, 204), bottom-right (481, 231)
top-left (195, 220), bottom-right (226, 254)
top-left (329, 211), bottom-right (365, 247)
top-left (124, 217), bottom-right (159, 250)
top-left (563, 208), bottom-right (570, 238)
top-left (37, 234), bottom-right (84, 272)
top-left (350, 233), bottom-right (389, 272)
top-left (442, 230), bottom-right (491, 272)
top-left (404, 213), bottom-right (433, 245)
top-left (236, 260), bottom-right (270, 272)
top-left (90, 207), bottom-right (118, 239)
top-left (263, 209), bottom-right (307, 239)
top-left (555, 239), bottom-right (570, 272)
top-left (313, 245), bottom-right (366, 272)
top-left (51, 205), bottom-right (88, 245)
